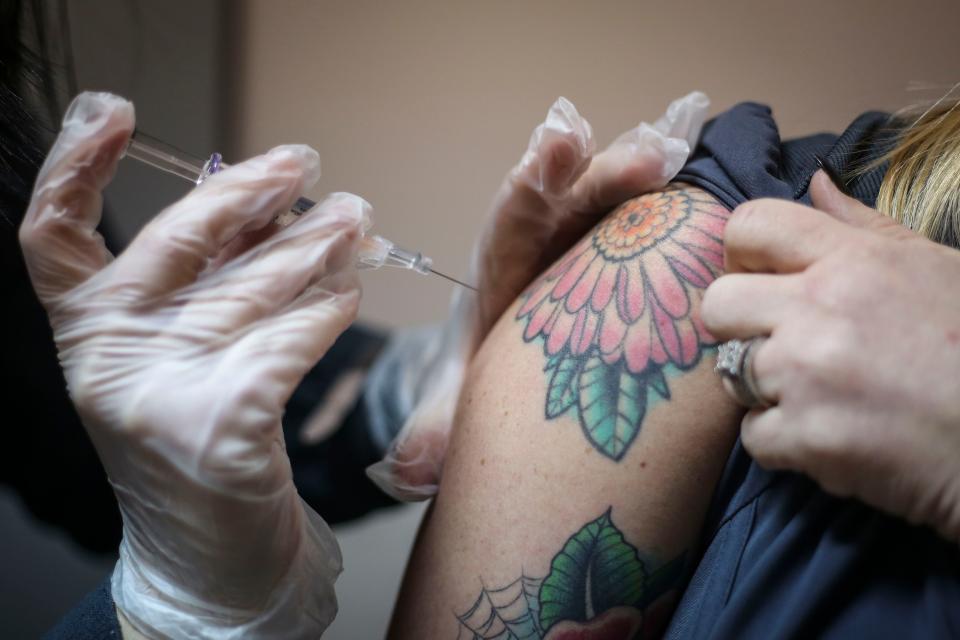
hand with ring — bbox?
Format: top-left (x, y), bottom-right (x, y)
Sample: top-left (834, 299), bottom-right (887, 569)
top-left (714, 337), bottom-right (771, 409)
top-left (702, 170), bottom-right (960, 543)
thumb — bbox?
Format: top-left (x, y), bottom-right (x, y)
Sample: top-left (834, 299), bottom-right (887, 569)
top-left (20, 92), bottom-right (135, 306)
top-left (809, 169), bottom-right (882, 228)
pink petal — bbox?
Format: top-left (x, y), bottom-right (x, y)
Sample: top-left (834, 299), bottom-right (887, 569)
top-left (660, 240), bottom-right (716, 288)
top-left (690, 295), bottom-right (718, 345)
top-left (570, 308), bottom-right (599, 355)
top-left (517, 278), bottom-right (553, 317)
top-left (591, 262), bottom-right (617, 312)
top-left (552, 249), bottom-right (596, 300)
top-left (544, 303), bottom-right (562, 334)
top-left (623, 311), bottom-right (652, 374)
top-left (566, 254), bottom-right (604, 313)
top-left (651, 333), bottom-right (668, 364)
top-left (652, 300), bottom-right (681, 364)
top-left (615, 262), bottom-right (646, 323)
top-left (674, 226), bottom-right (724, 257)
top-left (525, 299), bottom-right (558, 340)
top-left (544, 238), bottom-right (590, 280)
top-left (645, 249), bottom-right (690, 318)
top-left (602, 350), bottom-right (621, 365)
top-left (676, 317), bottom-right (700, 367)
top-left (695, 317), bottom-right (718, 345)
top-left (599, 305), bottom-right (628, 355)
top-left (687, 243), bottom-right (725, 271)
top-left (689, 210), bottom-right (728, 240)
top-left (547, 309), bottom-right (576, 355)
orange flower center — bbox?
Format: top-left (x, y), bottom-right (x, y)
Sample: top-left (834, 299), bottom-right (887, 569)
top-left (593, 193), bottom-right (689, 260)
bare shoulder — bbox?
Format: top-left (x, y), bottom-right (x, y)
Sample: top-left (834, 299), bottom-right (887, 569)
top-left (388, 184), bottom-right (738, 640)
top-left (510, 183), bottom-right (729, 460)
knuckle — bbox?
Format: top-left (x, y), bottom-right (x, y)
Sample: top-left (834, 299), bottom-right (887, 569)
top-left (774, 321), bottom-right (848, 391)
top-left (794, 327), bottom-right (850, 380)
top-left (741, 418), bottom-right (791, 470)
top-left (724, 199), bottom-right (787, 268)
top-left (807, 270), bottom-right (854, 309)
top-left (802, 261), bottom-right (874, 315)
top-left (18, 205), bottom-right (63, 254)
top-left (750, 335), bottom-right (782, 380)
top-left (728, 198), bottom-right (780, 232)
top-left (795, 414), bottom-right (854, 471)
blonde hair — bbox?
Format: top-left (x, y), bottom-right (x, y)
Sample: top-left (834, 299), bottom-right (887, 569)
top-left (874, 93), bottom-right (960, 249)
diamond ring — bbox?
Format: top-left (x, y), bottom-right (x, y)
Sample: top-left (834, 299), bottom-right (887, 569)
top-left (715, 338), bottom-right (771, 408)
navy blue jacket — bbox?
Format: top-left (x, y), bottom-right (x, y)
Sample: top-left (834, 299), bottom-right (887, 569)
top-left (665, 103), bottom-right (960, 639)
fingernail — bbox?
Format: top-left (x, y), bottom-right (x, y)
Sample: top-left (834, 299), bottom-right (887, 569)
top-left (269, 144), bottom-right (322, 185)
top-left (545, 96), bottom-right (595, 156)
top-left (62, 92), bottom-right (131, 130)
top-left (814, 155), bottom-right (849, 195)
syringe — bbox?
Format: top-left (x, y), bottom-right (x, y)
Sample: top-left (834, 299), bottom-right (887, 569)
top-left (123, 130), bottom-right (476, 291)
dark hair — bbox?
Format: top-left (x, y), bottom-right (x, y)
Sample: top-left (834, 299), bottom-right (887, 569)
top-left (0, 0), bottom-right (74, 228)
top-left (0, 1), bottom-right (123, 554)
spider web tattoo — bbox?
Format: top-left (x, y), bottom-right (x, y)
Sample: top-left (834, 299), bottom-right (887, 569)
top-left (515, 187), bottom-right (729, 461)
top-left (456, 575), bottom-right (545, 640)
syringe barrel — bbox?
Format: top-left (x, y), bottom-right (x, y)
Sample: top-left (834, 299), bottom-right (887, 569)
top-left (356, 235), bottom-right (432, 274)
top-left (386, 244), bottom-right (432, 275)
top-left (125, 131), bottom-right (207, 183)
top-left (357, 234), bottom-right (393, 270)
top-left (123, 132), bottom-right (432, 275)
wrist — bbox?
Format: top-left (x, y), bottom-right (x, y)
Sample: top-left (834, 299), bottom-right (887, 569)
top-left (116, 605), bottom-right (149, 640)
top-left (112, 500), bottom-right (342, 639)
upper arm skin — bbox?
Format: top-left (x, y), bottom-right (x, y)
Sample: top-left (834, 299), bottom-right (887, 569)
top-left (389, 185), bottom-right (742, 639)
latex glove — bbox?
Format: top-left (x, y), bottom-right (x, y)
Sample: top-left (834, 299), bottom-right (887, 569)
top-left (20, 92), bottom-right (369, 638)
top-left (702, 171), bottom-right (960, 542)
top-left (368, 92), bottom-right (710, 500)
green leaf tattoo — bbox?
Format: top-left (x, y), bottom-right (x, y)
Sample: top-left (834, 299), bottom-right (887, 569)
top-left (577, 357), bottom-right (645, 460)
top-left (546, 354), bottom-right (582, 418)
top-left (455, 508), bottom-right (686, 639)
top-left (516, 188), bottom-right (729, 461)
top-left (538, 508), bottom-right (648, 629)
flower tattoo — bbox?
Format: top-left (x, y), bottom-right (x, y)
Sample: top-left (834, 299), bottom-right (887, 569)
top-left (516, 187), bottom-right (729, 460)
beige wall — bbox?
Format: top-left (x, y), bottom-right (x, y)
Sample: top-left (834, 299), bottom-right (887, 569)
top-left (70, 0), bottom-right (227, 240)
top-left (230, 0), bottom-right (960, 329)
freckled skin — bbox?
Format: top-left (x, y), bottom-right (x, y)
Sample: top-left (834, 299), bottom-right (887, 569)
top-left (390, 186), bottom-right (741, 640)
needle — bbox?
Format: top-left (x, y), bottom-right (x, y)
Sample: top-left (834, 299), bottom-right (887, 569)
top-left (429, 268), bottom-right (478, 292)
top-left (123, 131), bottom-right (481, 292)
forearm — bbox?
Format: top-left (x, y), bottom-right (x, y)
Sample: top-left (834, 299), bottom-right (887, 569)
top-left (389, 186), bottom-right (741, 638)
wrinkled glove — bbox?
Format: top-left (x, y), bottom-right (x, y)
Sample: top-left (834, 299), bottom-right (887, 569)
top-left (367, 92), bottom-right (710, 500)
top-left (20, 92), bottom-right (369, 639)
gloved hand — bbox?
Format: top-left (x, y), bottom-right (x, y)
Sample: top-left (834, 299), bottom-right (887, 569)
top-left (367, 92), bottom-right (710, 500)
top-left (20, 92), bottom-right (369, 638)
